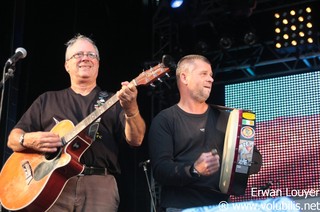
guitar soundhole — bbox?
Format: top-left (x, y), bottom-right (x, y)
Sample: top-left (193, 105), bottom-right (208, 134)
top-left (45, 147), bottom-right (62, 160)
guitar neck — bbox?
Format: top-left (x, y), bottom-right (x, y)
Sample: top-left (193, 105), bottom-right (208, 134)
top-left (62, 62), bottom-right (170, 144)
top-left (64, 94), bottom-right (120, 142)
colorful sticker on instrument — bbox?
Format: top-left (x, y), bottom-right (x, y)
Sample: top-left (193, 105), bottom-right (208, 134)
top-left (237, 139), bottom-right (254, 166)
top-left (241, 126), bottom-right (255, 139)
top-left (242, 119), bottom-right (255, 126)
top-left (242, 112), bottom-right (256, 120)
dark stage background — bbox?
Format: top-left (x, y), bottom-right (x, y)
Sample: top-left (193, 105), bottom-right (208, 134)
top-left (1, 0), bottom-right (320, 212)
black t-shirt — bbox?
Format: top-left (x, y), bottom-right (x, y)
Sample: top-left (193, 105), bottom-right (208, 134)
top-left (15, 86), bottom-right (125, 174)
top-left (148, 104), bottom-right (230, 209)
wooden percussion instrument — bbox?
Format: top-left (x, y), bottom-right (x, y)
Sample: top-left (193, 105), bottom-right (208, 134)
top-left (219, 109), bottom-right (256, 196)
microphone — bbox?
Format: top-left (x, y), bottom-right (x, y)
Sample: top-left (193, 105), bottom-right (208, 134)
top-left (139, 159), bottom-right (150, 167)
top-left (6, 47), bottom-right (27, 65)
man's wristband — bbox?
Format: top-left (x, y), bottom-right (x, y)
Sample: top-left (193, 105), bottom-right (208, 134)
top-left (19, 133), bottom-right (26, 147)
top-left (190, 164), bottom-right (201, 178)
top-left (125, 111), bottom-right (139, 119)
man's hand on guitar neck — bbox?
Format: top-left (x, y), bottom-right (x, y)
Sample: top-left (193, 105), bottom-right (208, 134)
top-left (8, 128), bottom-right (63, 153)
top-left (117, 81), bottom-right (146, 147)
top-left (117, 81), bottom-right (139, 115)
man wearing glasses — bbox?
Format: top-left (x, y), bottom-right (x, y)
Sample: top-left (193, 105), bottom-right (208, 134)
top-left (6, 34), bottom-right (146, 211)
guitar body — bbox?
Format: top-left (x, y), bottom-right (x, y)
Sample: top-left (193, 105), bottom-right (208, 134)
top-left (0, 120), bottom-right (92, 212)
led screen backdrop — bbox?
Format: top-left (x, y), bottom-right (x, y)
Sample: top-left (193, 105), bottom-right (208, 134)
top-left (224, 71), bottom-right (320, 202)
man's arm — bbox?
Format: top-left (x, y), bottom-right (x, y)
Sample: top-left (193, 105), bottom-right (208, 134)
top-left (7, 128), bottom-right (62, 153)
top-left (117, 81), bottom-right (146, 146)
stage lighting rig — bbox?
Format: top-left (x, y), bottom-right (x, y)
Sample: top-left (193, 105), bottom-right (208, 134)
top-left (274, 5), bottom-right (316, 53)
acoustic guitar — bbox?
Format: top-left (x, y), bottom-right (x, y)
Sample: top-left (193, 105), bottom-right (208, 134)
top-left (0, 56), bottom-right (173, 212)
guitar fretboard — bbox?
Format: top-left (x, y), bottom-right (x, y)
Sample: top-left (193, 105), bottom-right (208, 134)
top-left (63, 94), bottom-right (119, 143)
top-left (61, 64), bottom-right (169, 144)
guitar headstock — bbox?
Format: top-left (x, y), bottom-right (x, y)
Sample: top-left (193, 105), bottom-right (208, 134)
top-left (133, 55), bottom-right (175, 87)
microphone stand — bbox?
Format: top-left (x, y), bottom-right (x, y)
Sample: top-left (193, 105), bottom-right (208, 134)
top-left (0, 63), bottom-right (16, 124)
top-left (0, 63), bottom-right (15, 89)
top-left (141, 161), bottom-right (157, 212)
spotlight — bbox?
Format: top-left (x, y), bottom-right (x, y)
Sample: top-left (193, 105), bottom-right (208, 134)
top-left (244, 32), bottom-right (256, 45)
top-left (219, 37), bottom-right (233, 49)
top-left (274, 5), bottom-right (315, 52)
top-left (170, 0), bottom-right (184, 8)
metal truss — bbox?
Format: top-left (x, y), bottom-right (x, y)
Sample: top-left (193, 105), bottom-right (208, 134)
top-left (151, 0), bottom-right (320, 84)
top-left (209, 38), bottom-right (320, 85)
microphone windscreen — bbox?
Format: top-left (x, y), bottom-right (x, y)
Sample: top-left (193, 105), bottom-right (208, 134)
top-left (15, 47), bottom-right (27, 58)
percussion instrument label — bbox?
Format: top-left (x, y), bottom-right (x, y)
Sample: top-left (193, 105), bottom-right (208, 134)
top-left (243, 112), bottom-right (256, 120)
top-left (241, 126), bottom-right (255, 139)
top-left (242, 119), bottom-right (255, 126)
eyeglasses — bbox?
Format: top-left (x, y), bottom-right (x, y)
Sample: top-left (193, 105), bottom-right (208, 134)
top-left (67, 51), bottom-right (99, 61)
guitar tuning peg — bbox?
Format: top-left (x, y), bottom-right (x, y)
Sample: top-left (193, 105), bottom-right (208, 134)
top-left (150, 83), bottom-right (155, 87)
top-left (165, 73), bottom-right (170, 78)
top-left (157, 78), bottom-right (163, 83)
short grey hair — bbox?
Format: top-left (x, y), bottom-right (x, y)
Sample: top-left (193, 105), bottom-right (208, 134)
top-left (176, 54), bottom-right (211, 78)
top-left (65, 33), bottom-right (100, 61)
